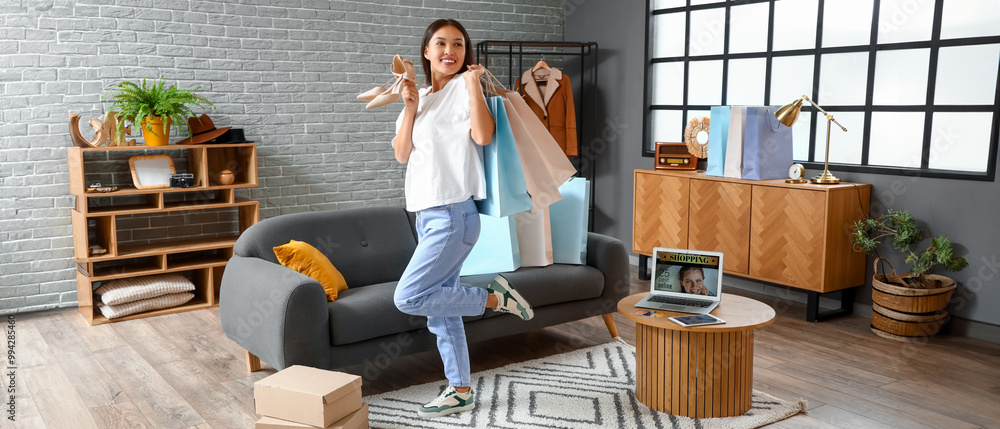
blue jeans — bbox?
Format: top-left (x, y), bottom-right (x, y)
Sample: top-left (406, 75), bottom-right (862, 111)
top-left (394, 198), bottom-right (487, 388)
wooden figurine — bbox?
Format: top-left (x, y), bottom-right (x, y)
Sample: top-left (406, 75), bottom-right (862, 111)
top-left (104, 112), bottom-right (135, 146)
top-left (69, 113), bottom-right (108, 148)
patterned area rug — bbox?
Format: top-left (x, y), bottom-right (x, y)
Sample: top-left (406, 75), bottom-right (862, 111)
top-left (365, 341), bottom-right (805, 429)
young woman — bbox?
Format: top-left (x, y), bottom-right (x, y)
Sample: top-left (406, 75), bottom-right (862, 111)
top-left (391, 19), bottom-right (534, 419)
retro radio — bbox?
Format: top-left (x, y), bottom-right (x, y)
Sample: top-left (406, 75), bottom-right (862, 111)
top-left (654, 142), bottom-right (698, 170)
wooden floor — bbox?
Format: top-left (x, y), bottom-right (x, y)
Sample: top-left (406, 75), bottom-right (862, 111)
top-left (10, 268), bottom-right (1000, 428)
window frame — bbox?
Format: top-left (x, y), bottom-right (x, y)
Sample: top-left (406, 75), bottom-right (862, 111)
top-left (642, 0), bottom-right (1000, 182)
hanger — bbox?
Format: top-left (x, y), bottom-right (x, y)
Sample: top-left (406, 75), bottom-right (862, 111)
top-left (531, 59), bottom-right (551, 73)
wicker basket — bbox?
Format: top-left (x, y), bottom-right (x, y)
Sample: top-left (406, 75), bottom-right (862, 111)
top-left (871, 258), bottom-right (956, 313)
top-left (872, 310), bottom-right (948, 338)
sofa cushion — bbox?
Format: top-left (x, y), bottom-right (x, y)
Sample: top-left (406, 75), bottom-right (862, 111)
top-left (329, 282), bottom-right (484, 346)
top-left (465, 264), bottom-right (606, 319)
top-left (273, 240), bottom-right (348, 301)
top-left (234, 206), bottom-right (418, 287)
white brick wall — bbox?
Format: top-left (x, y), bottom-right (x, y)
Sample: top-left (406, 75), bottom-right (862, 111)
top-left (0, 0), bottom-right (565, 313)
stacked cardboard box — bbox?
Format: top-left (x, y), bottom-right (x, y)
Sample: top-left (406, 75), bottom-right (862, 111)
top-left (254, 365), bottom-right (368, 429)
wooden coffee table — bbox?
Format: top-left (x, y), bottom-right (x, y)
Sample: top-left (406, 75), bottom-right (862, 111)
top-left (618, 293), bottom-right (775, 418)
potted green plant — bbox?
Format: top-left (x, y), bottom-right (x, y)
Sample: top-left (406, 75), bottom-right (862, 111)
top-left (105, 77), bottom-right (213, 146)
top-left (852, 209), bottom-right (968, 340)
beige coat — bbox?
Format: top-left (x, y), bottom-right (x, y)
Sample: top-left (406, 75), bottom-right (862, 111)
top-left (515, 68), bottom-right (579, 157)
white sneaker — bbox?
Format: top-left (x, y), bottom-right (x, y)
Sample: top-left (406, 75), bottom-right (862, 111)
top-left (487, 274), bottom-right (534, 321)
top-left (417, 385), bottom-right (475, 418)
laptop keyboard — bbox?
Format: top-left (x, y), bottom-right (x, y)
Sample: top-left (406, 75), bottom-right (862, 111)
top-left (646, 295), bottom-right (712, 308)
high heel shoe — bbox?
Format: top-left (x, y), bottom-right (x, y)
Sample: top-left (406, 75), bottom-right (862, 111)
top-left (361, 55), bottom-right (423, 109)
top-left (357, 77), bottom-right (394, 102)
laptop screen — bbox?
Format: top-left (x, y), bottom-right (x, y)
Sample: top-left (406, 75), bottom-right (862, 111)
top-left (652, 250), bottom-right (721, 297)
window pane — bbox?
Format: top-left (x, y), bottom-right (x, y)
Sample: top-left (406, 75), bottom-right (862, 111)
top-left (818, 52), bottom-right (869, 105)
top-left (651, 110), bottom-right (684, 149)
top-left (653, 13), bottom-right (686, 58)
top-left (823, 0), bottom-right (875, 48)
top-left (652, 62), bottom-right (685, 105)
top-left (727, 58), bottom-right (766, 105)
top-left (877, 0), bottom-right (935, 43)
top-left (791, 112), bottom-right (814, 162)
top-left (823, 111), bottom-right (865, 164)
top-left (690, 0), bottom-right (722, 5)
top-left (941, 0), bottom-right (1000, 40)
top-left (868, 112), bottom-right (925, 168)
top-left (773, 0), bottom-right (819, 51)
top-left (929, 112), bottom-right (993, 172)
top-left (687, 60), bottom-right (723, 105)
top-left (770, 55), bottom-right (815, 107)
top-left (873, 49), bottom-right (930, 105)
top-left (653, 0), bottom-right (685, 9)
top-left (934, 44), bottom-right (1000, 105)
top-left (729, 3), bottom-right (770, 54)
top-left (689, 8), bottom-right (727, 56)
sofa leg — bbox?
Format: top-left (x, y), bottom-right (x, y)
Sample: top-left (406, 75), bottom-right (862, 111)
top-left (601, 313), bottom-right (620, 339)
top-left (246, 351), bottom-right (262, 372)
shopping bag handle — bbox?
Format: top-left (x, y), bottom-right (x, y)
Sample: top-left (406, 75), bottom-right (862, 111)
top-left (480, 68), bottom-right (508, 98)
top-left (766, 106), bottom-right (782, 132)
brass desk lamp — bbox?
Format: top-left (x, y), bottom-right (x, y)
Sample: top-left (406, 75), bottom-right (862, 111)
top-left (775, 95), bottom-right (847, 184)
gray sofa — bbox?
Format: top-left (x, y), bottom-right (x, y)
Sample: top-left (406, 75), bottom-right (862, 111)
top-left (219, 206), bottom-right (629, 372)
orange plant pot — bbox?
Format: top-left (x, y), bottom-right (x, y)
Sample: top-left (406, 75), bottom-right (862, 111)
top-left (141, 117), bottom-right (172, 146)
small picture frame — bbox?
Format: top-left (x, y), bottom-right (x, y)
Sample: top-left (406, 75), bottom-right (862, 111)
top-left (129, 155), bottom-right (176, 190)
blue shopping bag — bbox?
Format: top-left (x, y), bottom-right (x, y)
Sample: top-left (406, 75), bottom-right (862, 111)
top-left (549, 177), bottom-right (590, 265)
top-left (460, 213), bottom-right (521, 276)
top-left (475, 96), bottom-right (533, 218)
top-left (742, 106), bottom-right (793, 180)
top-left (705, 106), bottom-right (731, 177)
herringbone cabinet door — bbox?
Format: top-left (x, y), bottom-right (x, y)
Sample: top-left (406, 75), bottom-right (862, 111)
top-left (689, 180), bottom-right (751, 274)
top-left (749, 187), bottom-right (825, 290)
top-left (633, 172), bottom-right (689, 254)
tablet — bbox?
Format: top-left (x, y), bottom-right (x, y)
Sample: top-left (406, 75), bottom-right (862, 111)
top-left (669, 314), bottom-right (726, 327)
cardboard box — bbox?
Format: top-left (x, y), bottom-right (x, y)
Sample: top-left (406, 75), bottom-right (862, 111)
top-left (254, 365), bottom-right (363, 427)
top-left (255, 403), bottom-right (369, 429)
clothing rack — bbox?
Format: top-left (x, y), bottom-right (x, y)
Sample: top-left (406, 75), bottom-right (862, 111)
top-left (475, 41), bottom-right (599, 231)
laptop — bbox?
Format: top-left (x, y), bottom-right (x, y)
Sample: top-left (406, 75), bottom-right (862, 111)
top-left (634, 247), bottom-right (724, 314)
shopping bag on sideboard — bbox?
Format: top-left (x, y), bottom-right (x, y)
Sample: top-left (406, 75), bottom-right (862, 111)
top-left (549, 177), bottom-right (590, 265)
top-left (742, 105), bottom-right (793, 181)
top-left (460, 214), bottom-right (521, 276)
top-left (476, 96), bottom-right (534, 218)
top-left (723, 106), bottom-right (747, 179)
top-left (705, 106), bottom-right (731, 177)
top-left (515, 208), bottom-right (554, 267)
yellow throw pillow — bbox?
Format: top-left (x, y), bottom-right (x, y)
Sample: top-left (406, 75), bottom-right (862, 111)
top-left (273, 240), bottom-right (348, 301)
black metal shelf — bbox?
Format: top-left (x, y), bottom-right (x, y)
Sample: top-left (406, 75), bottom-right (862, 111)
top-left (476, 40), bottom-right (600, 231)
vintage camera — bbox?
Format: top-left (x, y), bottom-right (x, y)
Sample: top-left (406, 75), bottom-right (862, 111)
top-left (169, 173), bottom-right (194, 188)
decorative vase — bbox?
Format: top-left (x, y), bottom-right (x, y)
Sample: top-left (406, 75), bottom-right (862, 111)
top-left (216, 169), bottom-right (235, 185)
top-left (142, 117), bottom-right (172, 146)
top-left (869, 258), bottom-right (956, 341)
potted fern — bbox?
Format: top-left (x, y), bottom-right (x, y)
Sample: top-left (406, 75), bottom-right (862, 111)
top-left (105, 77), bottom-right (213, 146)
top-left (852, 209), bottom-right (968, 340)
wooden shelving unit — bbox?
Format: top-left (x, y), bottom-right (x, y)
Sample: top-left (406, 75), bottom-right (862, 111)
top-left (67, 143), bottom-right (259, 326)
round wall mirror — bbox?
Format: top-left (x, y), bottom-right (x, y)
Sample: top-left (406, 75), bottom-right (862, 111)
top-left (684, 117), bottom-right (710, 158)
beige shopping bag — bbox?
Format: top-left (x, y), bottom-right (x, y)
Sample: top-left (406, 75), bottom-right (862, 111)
top-left (514, 207), bottom-right (553, 267)
top-left (501, 92), bottom-right (577, 210)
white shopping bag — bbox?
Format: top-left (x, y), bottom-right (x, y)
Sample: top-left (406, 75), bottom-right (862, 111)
top-left (514, 208), bottom-right (553, 267)
top-left (724, 106), bottom-right (747, 179)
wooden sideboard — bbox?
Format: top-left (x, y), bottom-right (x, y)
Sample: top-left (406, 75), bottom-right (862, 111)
top-left (632, 169), bottom-right (871, 321)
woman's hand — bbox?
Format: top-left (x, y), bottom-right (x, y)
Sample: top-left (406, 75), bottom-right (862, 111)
top-left (401, 79), bottom-right (418, 111)
top-left (463, 64), bottom-right (486, 89)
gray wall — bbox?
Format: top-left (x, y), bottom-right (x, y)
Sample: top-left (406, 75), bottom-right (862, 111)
top-left (0, 0), bottom-right (565, 313)
top-left (565, 0), bottom-right (1000, 336)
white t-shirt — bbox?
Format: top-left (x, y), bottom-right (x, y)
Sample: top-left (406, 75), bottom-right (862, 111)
top-left (394, 75), bottom-right (486, 212)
